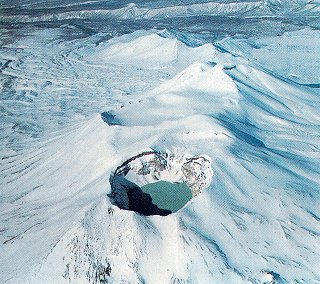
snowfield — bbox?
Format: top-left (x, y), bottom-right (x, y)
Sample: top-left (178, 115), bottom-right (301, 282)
top-left (1, 1), bottom-right (320, 283)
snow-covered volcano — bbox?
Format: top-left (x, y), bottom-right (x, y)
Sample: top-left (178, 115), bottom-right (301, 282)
top-left (1, 1), bottom-right (320, 283)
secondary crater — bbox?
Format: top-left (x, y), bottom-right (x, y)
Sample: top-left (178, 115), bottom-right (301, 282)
top-left (109, 151), bottom-right (213, 216)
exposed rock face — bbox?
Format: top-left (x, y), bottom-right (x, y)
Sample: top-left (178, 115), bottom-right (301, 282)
top-left (109, 151), bottom-right (213, 215)
top-left (181, 156), bottom-right (212, 196)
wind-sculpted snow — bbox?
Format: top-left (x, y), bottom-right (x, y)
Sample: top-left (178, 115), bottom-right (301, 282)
top-left (1, 6), bottom-right (320, 284)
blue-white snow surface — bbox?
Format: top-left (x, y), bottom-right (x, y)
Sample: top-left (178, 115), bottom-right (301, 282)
top-left (1, 1), bottom-right (320, 283)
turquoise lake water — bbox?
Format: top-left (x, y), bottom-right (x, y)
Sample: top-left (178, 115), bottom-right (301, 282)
top-left (140, 181), bottom-right (192, 212)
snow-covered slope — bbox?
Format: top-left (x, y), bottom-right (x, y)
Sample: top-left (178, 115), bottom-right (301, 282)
top-left (216, 28), bottom-right (320, 85)
top-left (86, 31), bottom-right (215, 69)
top-left (1, 4), bottom-right (320, 284)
